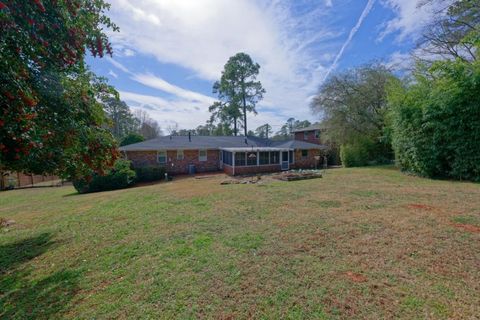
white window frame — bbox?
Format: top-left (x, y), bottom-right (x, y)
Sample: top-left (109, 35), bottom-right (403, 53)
top-left (157, 150), bottom-right (167, 164)
top-left (177, 149), bottom-right (184, 160)
top-left (199, 149), bottom-right (207, 161)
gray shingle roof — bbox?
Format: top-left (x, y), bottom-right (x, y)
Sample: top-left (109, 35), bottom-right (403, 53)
top-left (119, 135), bottom-right (326, 151)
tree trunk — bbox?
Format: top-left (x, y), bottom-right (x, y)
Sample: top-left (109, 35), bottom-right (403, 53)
top-left (242, 94), bottom-right (247, 137)
top-left (233, 116), bottom-right (237, 136)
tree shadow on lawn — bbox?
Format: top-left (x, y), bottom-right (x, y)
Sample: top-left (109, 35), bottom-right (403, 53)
top-left (0, 233), bottom-right (81, 319)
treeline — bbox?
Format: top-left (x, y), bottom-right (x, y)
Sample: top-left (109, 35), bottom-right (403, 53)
top-left (171, 117), bottom-right (314, 140)
top-left (311, 0), bottom-right (479, 181)
top-left (102, 97), bottom-right (162, 146)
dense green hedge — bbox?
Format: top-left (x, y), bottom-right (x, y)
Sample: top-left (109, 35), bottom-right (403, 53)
top-left (73, 160), bottom-right (136, 193)
top-left (134, 166), bottom-right (166, 182)
top-left (388, 60), bottom-right (480, 181)
top-left (340, 138), bottom-right (392, 167)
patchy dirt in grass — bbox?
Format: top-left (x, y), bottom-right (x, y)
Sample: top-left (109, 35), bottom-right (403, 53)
top-left (345, 272), bottom-right (368, 283)
top-left (450, 223), bottom-right (480, 233)
top-left (407, 203), bottom-right (436, 211)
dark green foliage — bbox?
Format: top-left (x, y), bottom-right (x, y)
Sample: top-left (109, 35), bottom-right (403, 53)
top-left (120, 133), bottom-right (144, 146)
top-left (340, 138), bottom-right (393, 167)
top-left (73, 160), bottom-right (136, 193)
top-left (388, 59), bottom-right (480, 181)
top-left (340, 140), bottom-right (371, 167)
top-left (134, 166), bottom-right (166, 182)
top-left (310, 64), bottom-right (396, 164)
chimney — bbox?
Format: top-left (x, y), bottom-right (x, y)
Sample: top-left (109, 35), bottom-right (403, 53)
top-left (244, 138), bottom-right (248, 145)
top-left (188, 131), bottom-right (191, 142)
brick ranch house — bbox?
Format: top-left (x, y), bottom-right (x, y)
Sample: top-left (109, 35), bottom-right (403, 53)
top-left (120, 127), bottom-right (328, 176)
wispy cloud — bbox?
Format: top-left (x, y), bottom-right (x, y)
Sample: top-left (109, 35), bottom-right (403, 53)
top-left (322, 0), bottom-right (376, 82)
top-left (379, 0), bottom-right (453, 42)
top-left (104, 0), bottom-right (341, 128)
top-left (108, 69), bottom-right (118, 79)
top-left (131, 73), bottom-right (215, 105)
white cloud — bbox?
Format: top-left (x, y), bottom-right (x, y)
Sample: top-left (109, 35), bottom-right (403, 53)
top-left (104, 0), bottom-right (340, 129)
top-left (131, 73), bottom-right (215, 105)
top-left (118, 90), bottom-right (286, 131)
top-left (108, 69), bottom-right (118, 79)
top-left (322, 0), bottom-right (376, 82)
top-left (379, 0), bottom-right (453, 42)
top-left (325, 0), bottom-right (333, 7)
top-left (123, 48), bottom-right (135, 57)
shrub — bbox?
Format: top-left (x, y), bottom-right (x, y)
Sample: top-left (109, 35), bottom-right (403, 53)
top-left (388, 59), bottom-right (480, 181)
top-left (120, 133), bottom-right (144, 146)
top-left (340, 143), bottom-right (369, 167)
top-left (134, 166), bottom-right (166, 182)
top-left (73, 160), bottom-right (136, 193)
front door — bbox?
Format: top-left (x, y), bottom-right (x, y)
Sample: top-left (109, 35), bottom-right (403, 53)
top-left (281, 151), bottom-right (289, 170)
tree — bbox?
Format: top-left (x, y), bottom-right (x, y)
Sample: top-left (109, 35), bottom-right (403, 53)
top-left (255, 124), bottom-right (272, 139)
top-left (387, 0), bottom-right (480, 181)
top-left (133, 110), bottom-right (162, 139)
top-left (210, 53), bottom-right (265, 136)
top-left (311, 64), bottom-right (396, 164)
top-left (120, 133), bottom-right (144, 146)
top-left (0, 0), bottom-right (118, 177)
top-left (417, 0), bottom-right (479, 63)
top-left (275, 118), bottom-right (311, 139)
top-left (103, 97), bottom-right (137, 140)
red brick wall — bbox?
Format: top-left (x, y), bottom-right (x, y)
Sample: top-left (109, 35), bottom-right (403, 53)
top-left (223, 164), bottom-right (281, 176)
top-left (291, 149), bottom-right (321, 169)
top-left (126, 149), bottom-right (220, 175)
top-left (294, 130), bottom-right (321, 144)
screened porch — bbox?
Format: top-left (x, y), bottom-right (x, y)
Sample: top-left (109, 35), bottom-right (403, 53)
top-left (220, 147), bottom-right (293, 175)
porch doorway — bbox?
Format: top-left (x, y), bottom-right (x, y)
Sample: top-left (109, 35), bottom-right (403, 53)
top-left (281, 151), bottom-right (289, 170)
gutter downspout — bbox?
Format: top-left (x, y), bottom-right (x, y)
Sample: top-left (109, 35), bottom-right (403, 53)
top-left (232, 152), bottom-right (235, 176)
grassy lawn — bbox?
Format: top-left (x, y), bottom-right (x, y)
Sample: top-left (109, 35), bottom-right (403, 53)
top-left (1, 167), bottom-right (479, 319)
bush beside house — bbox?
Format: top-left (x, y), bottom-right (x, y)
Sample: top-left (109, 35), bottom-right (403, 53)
top-left (73, 160), bottom-right (136, 194)
top-left (134, 166), bottom-right (166, 182)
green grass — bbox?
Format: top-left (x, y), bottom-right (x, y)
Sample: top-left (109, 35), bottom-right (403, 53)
top-left (1, 167), bottom-right (479, 319)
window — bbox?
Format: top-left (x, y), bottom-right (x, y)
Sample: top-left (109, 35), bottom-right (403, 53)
top-left (157, 150), bottom-right (167, 164)
top-left (315, 130), bottom-right (320, 139)
top-left (199, 149), bottom-right (207, 161)
top-left (247, 152), bottom-right (257, 166)
top-left (235, 152), bottom-right (246, 166)
top-left (177, 150), bottom-right (184, 160)
top-left (223, 151), bottom-right (233, 166)
top-left (289, 150), bottom-right (294, 164)
top-left (301, 149), bottom-right (308, 158)
top-left (259, 152), bottom-right (270, 165)
top-left (270, 152), bottom-right (280, 164)
top-left (304, 131), bottom-right (309, 140)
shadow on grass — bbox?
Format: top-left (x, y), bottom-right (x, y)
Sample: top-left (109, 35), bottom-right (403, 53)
top-left (0, 233), bottom-right (81, 319)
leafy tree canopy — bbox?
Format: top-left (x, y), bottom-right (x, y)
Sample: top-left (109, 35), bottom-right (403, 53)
top-left (0, 0), bottom-right (119, 178)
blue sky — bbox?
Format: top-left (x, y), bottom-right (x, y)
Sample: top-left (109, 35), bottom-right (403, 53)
top-left (87, 0), bottom-right (444, 132)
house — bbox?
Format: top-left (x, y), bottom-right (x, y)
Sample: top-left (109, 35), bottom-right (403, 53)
top-left (119, 133), bottom-right (328, 176)
top-left (292, 124), bottom-right (325, 145)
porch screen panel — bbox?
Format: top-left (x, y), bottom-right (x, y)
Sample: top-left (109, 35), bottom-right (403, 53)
top-left (270, 152), bottom-right (280, 164)
top-left (289, 151), bottom-right (294, 164)
top-left (247, 152), bottom-right (257, 166)
top-left (235, 152), bottom-right (246, 166)
top-left (223, 151), bottom-right (233, 166)
top-left (259, 152), bottom-right (270, 165)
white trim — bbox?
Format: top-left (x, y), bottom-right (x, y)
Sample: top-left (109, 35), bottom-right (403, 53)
top-left (157, 150), bottom-right (167, 164)
top-left (199, 149), bottom-right (207, 161)
top-left (176, 149), bottom-right (184, 160)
